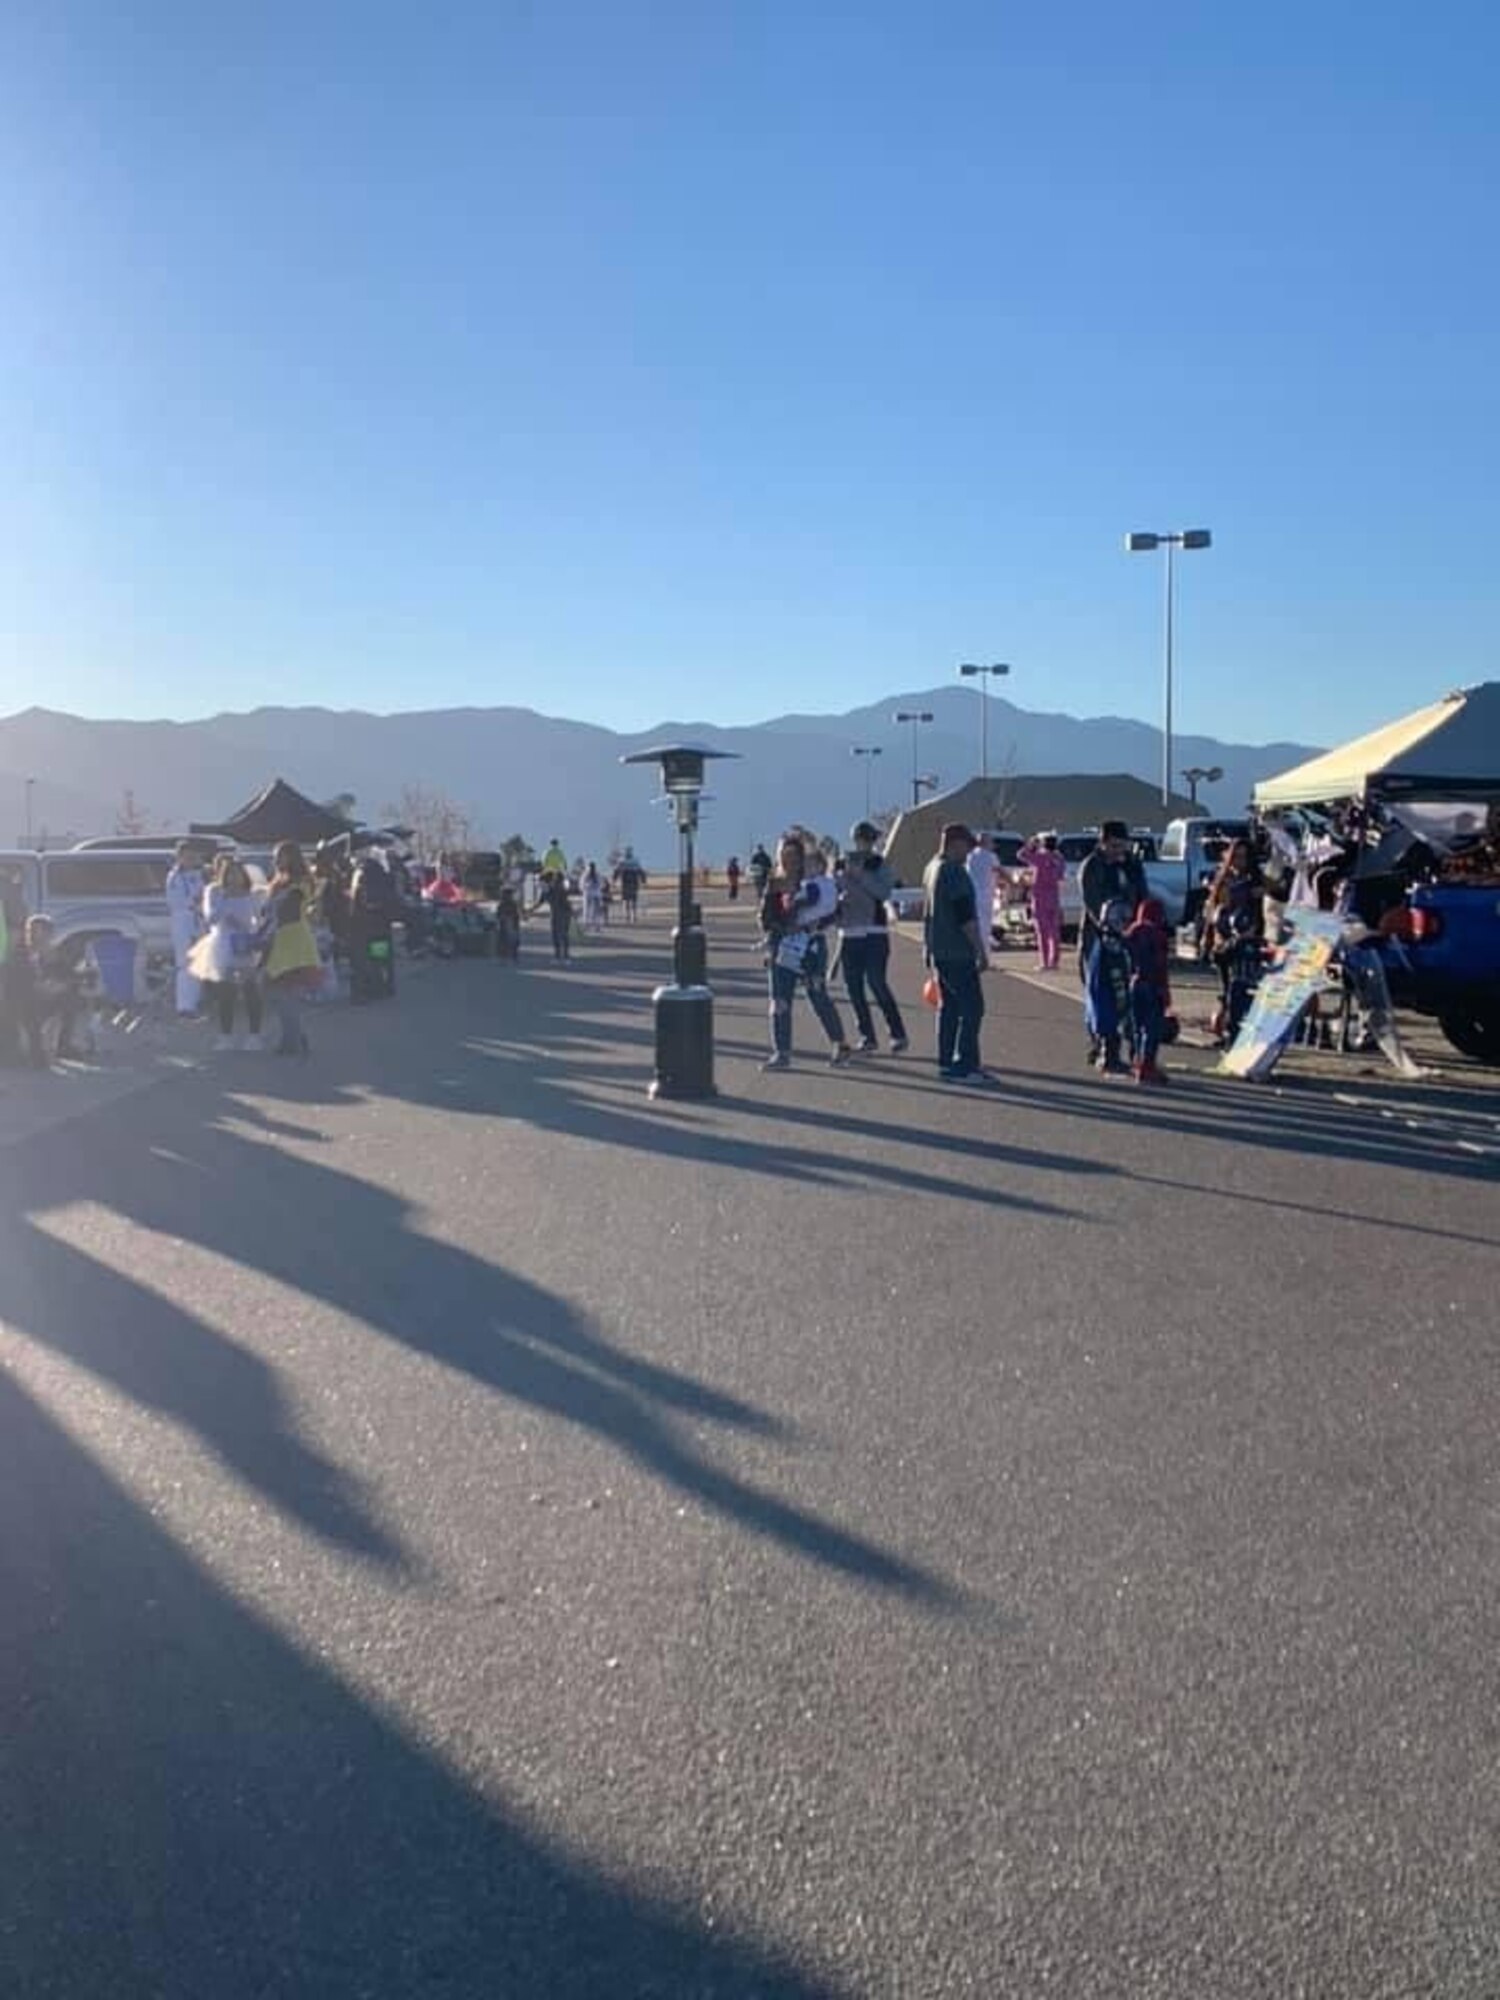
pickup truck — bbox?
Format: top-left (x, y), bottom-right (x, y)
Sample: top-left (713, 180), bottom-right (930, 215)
top-left (1142, 817), bottom-right (1250, 930)
top-left (1373, 880), bottom-right (1500, 1064)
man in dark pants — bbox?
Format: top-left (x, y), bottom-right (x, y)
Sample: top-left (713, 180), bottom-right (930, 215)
top-left (836, 821), bottom-right (909, 1055)
top-left (921, 822), bottom-right (990, 1080)
top-left (1078, 820), bottom-right (1148, 1068)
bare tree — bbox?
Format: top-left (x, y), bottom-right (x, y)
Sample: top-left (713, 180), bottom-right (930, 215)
top-left (990, 741), bottom-right (1020, 830)
top-left (384, 785), bottom-right (476, 864)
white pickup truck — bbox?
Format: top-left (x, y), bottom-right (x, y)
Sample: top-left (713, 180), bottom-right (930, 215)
top-left (1142, 817), bottom-right (1251, 929)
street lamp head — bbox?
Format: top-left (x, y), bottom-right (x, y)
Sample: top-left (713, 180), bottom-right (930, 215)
top-left (621, 742), bottom-right (737, 796)
top-left (893, 710), bottom-right (934, 724)
top-left (1125, 532), bottom-right (1161, 552)
top-left (1181, 529), bottom-right (1213, 551)
top-left (958, 663), bottom-right (1011, 678)
top-left (623, 742), bottom-right (738, 829)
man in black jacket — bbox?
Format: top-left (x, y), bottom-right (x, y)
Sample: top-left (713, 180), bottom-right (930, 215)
top-left (836, 822), bottom-right (908, 1054)
top-left (1078, 821), bottom-right (1148, 1064)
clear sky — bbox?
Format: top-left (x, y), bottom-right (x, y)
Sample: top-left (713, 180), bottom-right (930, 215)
top-left (3, 1), bottom-right (1497, 745)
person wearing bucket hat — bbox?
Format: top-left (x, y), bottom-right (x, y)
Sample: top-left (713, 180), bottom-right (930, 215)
top-left (921, 823), bottom-right (990, 1080)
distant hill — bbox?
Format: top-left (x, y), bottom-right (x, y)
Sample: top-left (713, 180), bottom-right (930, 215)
top-left (0, 693), bottom-right (1320, 867)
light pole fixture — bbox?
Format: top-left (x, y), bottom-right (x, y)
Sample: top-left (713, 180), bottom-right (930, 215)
top-left (621, 742), bottom-right (737, 1100)
top-left (850, 744), bottom-right (883, 818)
top-left (1124, 528), bottom-right (1213, 806)
top-left (1180, 763), bottom-right (1223, 808)
top-left (957, 663), bottom-right (1011, 781)
top-left (893, 710), bottom-right (934, 809)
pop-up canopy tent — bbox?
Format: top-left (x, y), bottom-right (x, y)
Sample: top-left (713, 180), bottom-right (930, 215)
top-left (1254, 683), bottom-right (1500, 809)
top-left (191, 778), bottom-right (352, 846)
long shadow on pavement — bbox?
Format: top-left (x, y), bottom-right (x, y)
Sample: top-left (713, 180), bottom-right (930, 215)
top-left (0, 1369), bottom-right (845, 2000)
top-left (7, 1054), bottom-right (963, 1610)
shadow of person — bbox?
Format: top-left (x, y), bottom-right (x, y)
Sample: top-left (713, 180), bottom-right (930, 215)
top-left (0, 1371), bottom-right (846, 2000)
top-left (0, 1202), bottom-right (406, 1569)
top-left (13, 1075), bottom-right (965, 1613)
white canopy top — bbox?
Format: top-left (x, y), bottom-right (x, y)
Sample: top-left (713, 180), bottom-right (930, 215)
top-left (1254, 683), bottom-right (1500, 808)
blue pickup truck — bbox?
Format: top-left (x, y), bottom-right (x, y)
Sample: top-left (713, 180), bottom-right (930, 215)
top-left (1374, 880), bottom-right (1500, 1064)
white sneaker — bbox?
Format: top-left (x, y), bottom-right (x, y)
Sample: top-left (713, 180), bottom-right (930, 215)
top-left (241, 1034), bottom-right (264, 1053)
top-left (212, 1034), bottom-right (234, 1052)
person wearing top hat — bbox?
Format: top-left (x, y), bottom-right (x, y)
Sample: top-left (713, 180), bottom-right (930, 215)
top-left (921, 822), bottom-right (990, 1081)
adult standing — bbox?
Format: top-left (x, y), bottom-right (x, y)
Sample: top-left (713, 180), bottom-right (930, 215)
top-left (759, 834), bottom-right (852, 1071)
top-left (582, 862), bottom-right (605, 931)
top-left (1019, 831), bottom-right (1067, 971)
top-left (615, 851), bottom-right (645, 923)
top-left (347, 852), bottom-right (398, 1003)
top-left (749, 844), bottom-right (773, 899)
top-left (921, 823), bottom-right (990, 1081)
top-left (165, 842), bottom-right (206, 1016)
top-left (260, 842), bottom-right (322, 1057)
top-left (1201, 837), bottom-right (1266, 1041)
top-left (1077, 821), bottom-right (1147, 1061)
top-left (966, 835), bottom-right (1000, 957)
top-left (725, 856), bottom-right (742, 902)
top-left (836, 821), bottom-right (908, 1054)
top-left (536, 873), bottom-right (574, 961)
top-left (192, 854), bottom-right (265, 1050)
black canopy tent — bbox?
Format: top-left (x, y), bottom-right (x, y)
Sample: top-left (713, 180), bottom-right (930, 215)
top-left (191, 778), bottom-right (352, 847)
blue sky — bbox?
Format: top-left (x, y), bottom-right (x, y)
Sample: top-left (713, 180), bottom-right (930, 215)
top-left (3, 1), bottom-right (1497, 746)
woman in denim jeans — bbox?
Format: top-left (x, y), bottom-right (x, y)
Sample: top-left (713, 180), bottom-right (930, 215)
top-left (758, 835), bottom-right (852, 1072)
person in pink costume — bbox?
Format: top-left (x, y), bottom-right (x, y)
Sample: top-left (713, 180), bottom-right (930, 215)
top-left (1020, 832), bottom-right (1067, 971)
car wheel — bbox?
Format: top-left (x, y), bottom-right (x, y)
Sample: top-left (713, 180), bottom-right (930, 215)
top-left (1438, 1009), bottom-right (1500, 1066)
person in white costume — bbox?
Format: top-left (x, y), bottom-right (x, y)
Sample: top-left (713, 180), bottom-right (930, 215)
top-left (966, 835), bottom-right (999, 951)
top-left (165, 842), bottom-right (206, 1015)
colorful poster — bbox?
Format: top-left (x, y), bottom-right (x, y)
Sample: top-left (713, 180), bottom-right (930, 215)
top-left (1217, 910), bottom-right (1344, 1081)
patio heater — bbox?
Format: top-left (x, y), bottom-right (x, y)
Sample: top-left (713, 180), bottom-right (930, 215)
top-left (621, 742), bottom-right (737, 1099)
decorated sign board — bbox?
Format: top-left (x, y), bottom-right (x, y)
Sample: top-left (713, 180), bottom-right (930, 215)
top-left (1217, 909), bottom-right (1419, 1081)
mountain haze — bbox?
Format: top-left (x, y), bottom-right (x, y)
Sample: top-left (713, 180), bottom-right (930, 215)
top-left (0, 693), bottom-right (1319, 865)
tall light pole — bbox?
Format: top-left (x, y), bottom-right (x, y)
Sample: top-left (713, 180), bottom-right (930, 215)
top-left (1181, 763), bottom-right (1223, 808)
top-left (893, 711), bottom-right (934, 809)
top-left (957, 663), bottom-right (1010, 781)
top-left (24, 776), bottom-right (36, 848)
top-left (850, 744), bottom-right (883, 819)
top-left (1124, 528), bottom-right (1212, 805)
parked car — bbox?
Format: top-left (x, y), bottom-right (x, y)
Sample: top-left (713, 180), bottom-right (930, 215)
top-left (1366, 881), bottom-right (1500, 1064)
top-left (1142, 817), bottom-right (1252, 930)
top-left (0, 847), bottom-right (185, 961)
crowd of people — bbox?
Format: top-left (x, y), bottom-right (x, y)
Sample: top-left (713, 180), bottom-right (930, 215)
top-left (173, 839), bottom-right (399, 1054)
top-left (751, 816), bottom-right (1240, 1087)
top-left (12, 801), bottom-right (1445, 1088)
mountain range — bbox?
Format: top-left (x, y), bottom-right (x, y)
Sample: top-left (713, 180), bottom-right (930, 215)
top-left (0, 692), bottom-right (1319, 866)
